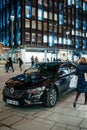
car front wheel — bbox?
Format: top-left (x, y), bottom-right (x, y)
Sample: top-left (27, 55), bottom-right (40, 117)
top-left (46, 87), bottom-right (57, 107)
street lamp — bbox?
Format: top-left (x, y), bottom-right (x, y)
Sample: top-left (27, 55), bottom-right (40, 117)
top-left (66, 31), bottom-right (70, 60)
top-left (10, 15), bottom-right (15, 55)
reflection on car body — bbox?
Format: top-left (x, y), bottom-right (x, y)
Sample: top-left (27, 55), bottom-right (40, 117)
top-left (3, 61), bottom-right (76, 107)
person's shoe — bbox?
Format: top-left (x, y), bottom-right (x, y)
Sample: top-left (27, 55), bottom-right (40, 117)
top-left (73, 102), bottom-right (76, 108)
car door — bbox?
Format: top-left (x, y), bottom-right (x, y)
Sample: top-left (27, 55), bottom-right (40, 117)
top-left (56, 67), bottom-right (70, 93)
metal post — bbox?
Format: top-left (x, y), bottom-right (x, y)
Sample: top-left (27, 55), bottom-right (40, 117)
top-left (66, 31), bottom-right (69, 61)
top-left (10, 15), bottom-right (15, 55)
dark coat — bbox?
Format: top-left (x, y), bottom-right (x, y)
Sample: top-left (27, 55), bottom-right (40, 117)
top-left (76, 63), bottom-right (87, 93)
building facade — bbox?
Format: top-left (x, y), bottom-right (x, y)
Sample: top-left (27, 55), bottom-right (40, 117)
top-left (0, 0), bottom-right (87, 61)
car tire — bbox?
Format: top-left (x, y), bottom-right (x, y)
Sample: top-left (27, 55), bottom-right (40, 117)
top-left (46, 87), bottom-right (57, 107)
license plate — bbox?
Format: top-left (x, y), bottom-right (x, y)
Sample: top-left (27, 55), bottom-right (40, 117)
top-left (6, 99), bottom-right (19, 105)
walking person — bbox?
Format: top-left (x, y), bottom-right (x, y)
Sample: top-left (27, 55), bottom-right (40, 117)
top-left (73, 57), bottom-right (87, 108)
top-left (18, 58), bottom-right (23, 71)
top-left (8, 57), bottom-right (14, 72)
top-left (31, 56), bottom-right (34, 67)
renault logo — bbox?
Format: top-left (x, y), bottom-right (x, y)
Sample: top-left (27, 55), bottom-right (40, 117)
top-left (10, 88), bottom-right (14, 94)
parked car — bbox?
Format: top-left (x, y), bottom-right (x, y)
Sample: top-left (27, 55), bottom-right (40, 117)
top-left (3, 61), bottom-right (76, 107)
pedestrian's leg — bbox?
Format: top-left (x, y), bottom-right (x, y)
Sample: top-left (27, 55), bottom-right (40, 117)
top-left (73, 92), bottom-right (81, 107)
top-left (12, 65), bottom-right (14, 72)
top-left (84, 93), bottom-right (87, 104)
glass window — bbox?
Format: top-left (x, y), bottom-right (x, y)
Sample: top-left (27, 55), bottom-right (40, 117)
top-left (25, 19), bottom-right (30, 28)
top-left (59, 26), bottom-right (62, 33)
top-left (68, 0), bottom-right (72, 6)
top-left (26, 0), bottom-right (31, 6)
top-left (49, 12), bottom-right (52, 20)
top-left (44, 11), bottom-right (47, 19)
top-left (38, 21), bottom-right (42, 30)
top-left (32, 7), bottom-right (36, 16)
top-left (83, 21), bottom-right (86, 30)
top-left (59, 14), bottom-right (64, 25)
top-left (38, 9), bottom-right (43, 20)
top-left (54, 36), bottom-right (57, 44)
top-left (38, 0), bottom-right (42, 5)
top-left (75, 37), bottom-right (80, 49)
top-left (32, 33), bottom-right (36, 42)
top-left (43, 22), bottom-right (47, 31)
top-left (54, 24), bottom-right (57, 33)
top-left (25, 32), bottom-right (30, 41)
top-left (43, 35), bottom-right (47, 43)
top-left (83, 39), bottom-right (86, 49)
top-left (83, 2), bottom-right (86, 10)
top-left (54, 2), bottom-right (57, 7)
top-left (59, 37), bottom-right (62, 44)
top-left (54, 14), bottom-right (57, 21)
top-left (49, 35), bottom-right (54, 46)
top-left (44, 0), bottom-right (47, 7)
top-left (25, 6), bottom-right (32, 18)
top-left (72, 0), bottom-right (75, 4)
top-left (76, 0), bottom-right (80, 8)
top-left (37, 34), bottom-right (42, 45)
top-left (76, 19), bottom-right (80, 29)
top-left (49, 23), bottom-right (53, 32)
top-left (63, 38), bottom-right (66, 45)
top-left (49, 0), bottom-right (53, 7)
top-left (32, 20), bottom-right (36, 29)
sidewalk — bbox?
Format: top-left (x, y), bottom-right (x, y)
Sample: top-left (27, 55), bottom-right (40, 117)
top-left (0, 64), bottom-right (87, 130)
top-left (0, 63), bottom-right (30, 73)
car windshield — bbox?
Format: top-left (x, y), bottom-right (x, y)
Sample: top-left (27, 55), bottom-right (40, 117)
top-left (24, 62), bottom-right (60, 74)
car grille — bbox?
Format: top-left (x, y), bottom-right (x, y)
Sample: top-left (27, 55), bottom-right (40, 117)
top-left (4, 88), bottom-right (25, 98)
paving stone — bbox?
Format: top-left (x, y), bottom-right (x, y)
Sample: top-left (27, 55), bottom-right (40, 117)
top-left (47, 113), bottom-right (83, 126)
top-left (0, 110), bottom-right (13, 121)
top-left (0, 114), bottom-right (23, 126)
top-left (13, 119), bottom-right (52, 130)
top-left (79, 119), bottom-right (87, 129)
top-left (67, 125), bottom-right (80, 130)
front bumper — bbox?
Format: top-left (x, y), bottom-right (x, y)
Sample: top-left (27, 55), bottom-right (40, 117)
top-left (3, 88), bottom-right (44, 106)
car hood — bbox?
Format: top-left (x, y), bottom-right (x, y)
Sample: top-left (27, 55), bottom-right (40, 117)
top-left (5, 73), bottom-right (49, 89)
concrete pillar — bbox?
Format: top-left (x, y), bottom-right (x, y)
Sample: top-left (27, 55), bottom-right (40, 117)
top-left (44, 50), bottom-right (47, 62)
top-left (21, 49), bottom-right (26, 63)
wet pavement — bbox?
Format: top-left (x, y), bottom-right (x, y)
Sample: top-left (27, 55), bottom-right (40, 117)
top-left (0, 63), bottom-right (87, 130)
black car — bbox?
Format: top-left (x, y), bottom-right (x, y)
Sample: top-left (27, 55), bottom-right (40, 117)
top-left (3, 61), bottom-right (76, 107)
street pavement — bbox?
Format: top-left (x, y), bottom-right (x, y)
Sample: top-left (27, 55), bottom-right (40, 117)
top-left (0, 63), bottom-right (87, 130)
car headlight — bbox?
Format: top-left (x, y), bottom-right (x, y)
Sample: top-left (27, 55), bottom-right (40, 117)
top-left (27, 86), bottom-right (46, 94)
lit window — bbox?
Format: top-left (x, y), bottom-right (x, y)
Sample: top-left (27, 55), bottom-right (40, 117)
top-left (49, 35), bottom-right (54, 46)
top-left (25, 19), bottom-right (30, 28)
top-left (38, 0), bottom-right (42, 5)
top-left (32, 20), bottom-right (36, 29)
top-left (38, 9), bottom-right (43, 20)
top-left (38, 22), bottom-right (42, 30)
top-left (44, 11), bottom-right (47, 19)
top-left (59, 37), bottom-right (62, 44)
top-left (83, 21), bottom-right (86, 30)
top-left (68, 0), bottom-right (72, 6)
top-left (32, 33), bottom-right (36, 42)
top-left (43, 35), bottom-right (47, 43)
top-left (59, 14), bottom-right (64, 25)
top-left (54, 36), bottom-right (57, 44)
top-left (54, 14), bottom-right (57, 21)
top-left (49, 12), bottom-right (52, 20)
top-left (25, 6), bottom-right (32, 18)
top-left (83, 39), bottom-right (86, 49)
top-left (44, 0), bottom-right (47, 7)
